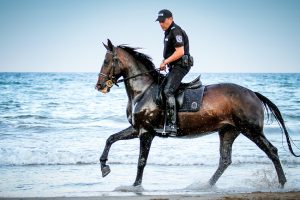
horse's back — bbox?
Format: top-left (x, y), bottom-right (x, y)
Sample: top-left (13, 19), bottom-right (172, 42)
top-left (204, 83), bottom-right (260, 105)
top-left (199, 83), bottom-right (264, 128)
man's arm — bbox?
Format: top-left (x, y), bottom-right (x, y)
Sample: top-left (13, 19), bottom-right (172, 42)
top-left (160, 46), bottom-right (184, 70)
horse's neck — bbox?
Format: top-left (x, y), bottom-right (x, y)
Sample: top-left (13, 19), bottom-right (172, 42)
top-left (123, 61), bottom-right (154, 101)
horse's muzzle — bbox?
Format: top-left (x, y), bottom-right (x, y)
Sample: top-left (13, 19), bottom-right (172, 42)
top-left (95, 81), bottom-right (112, 94)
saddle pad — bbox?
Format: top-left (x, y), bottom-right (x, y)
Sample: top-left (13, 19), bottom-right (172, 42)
top-left (178, 85), bottom-right (205, 112)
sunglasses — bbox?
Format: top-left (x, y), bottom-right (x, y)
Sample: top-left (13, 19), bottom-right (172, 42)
top-left (159, 19), bottom-right (166, 23)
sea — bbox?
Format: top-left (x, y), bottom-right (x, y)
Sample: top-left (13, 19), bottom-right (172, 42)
top-left (0, 72), bottom-right (299, 197)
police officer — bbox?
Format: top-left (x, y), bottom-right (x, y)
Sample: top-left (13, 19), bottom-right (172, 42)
top-left (156, 9), bottom-right (192, 135)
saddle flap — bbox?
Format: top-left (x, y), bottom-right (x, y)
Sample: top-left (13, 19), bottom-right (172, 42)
top-left (177, 85), bottom-right (205, 112)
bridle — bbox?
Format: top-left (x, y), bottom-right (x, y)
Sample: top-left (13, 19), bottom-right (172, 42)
top-left (98, 49), bottom-right (160, 90)
top-left (98, 50), bottom-right (120, 88)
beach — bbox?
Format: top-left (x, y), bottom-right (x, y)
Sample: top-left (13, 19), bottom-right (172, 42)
top-left (1, 192), bottom-right (300, 200)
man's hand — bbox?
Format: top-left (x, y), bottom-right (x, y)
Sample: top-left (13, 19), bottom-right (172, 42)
top-left (160, 60), bottom-right (167, 71)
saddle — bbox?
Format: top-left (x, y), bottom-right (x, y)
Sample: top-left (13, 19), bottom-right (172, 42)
top-left (156, 75), bottom-right (205, 112)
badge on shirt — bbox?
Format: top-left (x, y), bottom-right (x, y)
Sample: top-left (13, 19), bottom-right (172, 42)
top-left (176, 35), bottom-right (183, 43)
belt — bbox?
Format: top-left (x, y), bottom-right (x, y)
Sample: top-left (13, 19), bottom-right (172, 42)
top-left (170, 55), bottom-right (190, 66)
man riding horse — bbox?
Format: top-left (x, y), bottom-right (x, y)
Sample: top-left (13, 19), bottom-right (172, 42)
top-left (95, 10), bottom-right (299, 189)
top-left (157, 9), bottom-right (194, 135)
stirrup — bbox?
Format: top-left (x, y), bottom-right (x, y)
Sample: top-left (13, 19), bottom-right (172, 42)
top-left (154, 126), bottom-right (177, 137)
top-left (164, 125), bottom-right (177, 136)
top-left (154, 110), bottom-right (178, 137)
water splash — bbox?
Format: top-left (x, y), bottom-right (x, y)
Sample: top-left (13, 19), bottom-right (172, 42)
top-left (185, 180), bottom-right (217, 191)
top-left (114, 185), bottom-right (144, 193)
top-left (247, 167), bottom-right (281, 191)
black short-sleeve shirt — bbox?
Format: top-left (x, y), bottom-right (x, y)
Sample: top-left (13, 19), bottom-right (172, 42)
top-left (163, 21), bottom-right (190, 64)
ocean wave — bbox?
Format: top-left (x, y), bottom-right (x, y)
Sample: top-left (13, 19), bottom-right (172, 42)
top-left (0, 162), bottom-right (99, 167)
top-left (1, 159), bottom-right (299, 167)
top-left (0, 148), bottom-right (99, 167)
top-left (1, 147), bottom-right (299, 167)
top-left (0, 81), bottom-right (23, 85)
top-left (4, 114), bottom-right (49, 120)
top-left (14, 124), bottom-right (52, 130)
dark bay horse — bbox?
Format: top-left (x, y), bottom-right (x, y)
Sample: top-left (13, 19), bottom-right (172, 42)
top-left (95, 39), bottom-right (299, 188)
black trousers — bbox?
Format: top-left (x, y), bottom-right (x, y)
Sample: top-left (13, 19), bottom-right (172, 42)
top-left (163, 65), bottom-right (191, 98)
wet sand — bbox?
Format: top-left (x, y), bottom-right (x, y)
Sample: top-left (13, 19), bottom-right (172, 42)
top-left (2, 192), bottom-right (300, 200)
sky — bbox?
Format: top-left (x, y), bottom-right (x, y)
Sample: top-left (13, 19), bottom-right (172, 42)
top-left (0, 0), bottom-right (300, 73)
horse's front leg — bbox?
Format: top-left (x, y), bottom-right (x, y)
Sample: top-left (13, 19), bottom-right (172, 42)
top-left (100, 126), bottom-right (138, 177)
top-left (133, 130), bottom-right (155, 186)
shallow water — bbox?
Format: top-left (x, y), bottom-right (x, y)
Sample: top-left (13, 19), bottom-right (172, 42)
top-left (0, 73), bottom-right (299, 197)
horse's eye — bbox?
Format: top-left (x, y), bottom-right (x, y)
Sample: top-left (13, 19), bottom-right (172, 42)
top-left (104, 60), bottom-right (109, 65)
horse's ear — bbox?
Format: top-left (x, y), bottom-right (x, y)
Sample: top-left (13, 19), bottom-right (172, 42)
top-left (102, 42), bottom-right (109, 51)
top-left (107, 39), bottom-right (114, 51)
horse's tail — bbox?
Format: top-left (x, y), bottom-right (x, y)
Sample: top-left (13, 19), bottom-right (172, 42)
top-left (254, 92), bottom-right (299, 157)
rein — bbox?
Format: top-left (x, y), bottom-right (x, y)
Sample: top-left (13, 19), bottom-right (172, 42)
top-left (98, 69), bottom-right (160, 88)
top-left (99, 50), bottom-right (161, 87)
top-left (116, 69), bottom-right (160, 84)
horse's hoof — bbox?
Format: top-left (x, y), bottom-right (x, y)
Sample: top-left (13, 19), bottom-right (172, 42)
top-left (101, 165), bottom-right (111, 177)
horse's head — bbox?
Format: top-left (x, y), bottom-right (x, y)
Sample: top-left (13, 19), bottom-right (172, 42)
top-left (95, 39), bottom-right (123, 93)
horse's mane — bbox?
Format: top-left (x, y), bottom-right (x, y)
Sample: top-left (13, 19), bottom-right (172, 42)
top-left (118, 45), bottom-right (165, 82)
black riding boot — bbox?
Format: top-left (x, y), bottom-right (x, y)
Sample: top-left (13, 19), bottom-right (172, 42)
top-left (165, 95), bottom-right (177, 135)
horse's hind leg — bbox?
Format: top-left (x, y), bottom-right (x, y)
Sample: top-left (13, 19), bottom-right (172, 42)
top-left (209, 127), bottom-right (239, 186)
top-left (100, 126), bottom-right (138, 177)
top-left (244, 129), bottom-right (287, 187)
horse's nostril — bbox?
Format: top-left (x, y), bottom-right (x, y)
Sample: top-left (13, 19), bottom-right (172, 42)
top-left (95, 84), bottom-right (101, 90)
top-left (100, 82), bottom-right (106, 88)
top-left (95, 82), bottom-right (106, 91)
